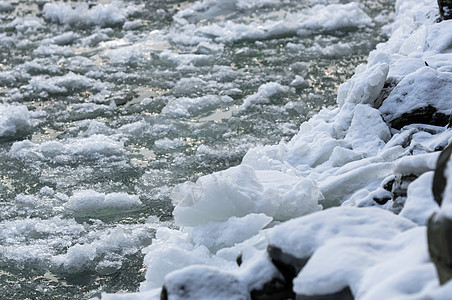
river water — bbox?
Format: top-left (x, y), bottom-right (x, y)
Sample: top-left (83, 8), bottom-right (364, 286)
top-left (0, 0), bottom-right (393, 298)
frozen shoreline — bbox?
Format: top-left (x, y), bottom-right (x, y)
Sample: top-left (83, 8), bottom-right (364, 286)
top-left (99, 0), bottom-right (452, 299)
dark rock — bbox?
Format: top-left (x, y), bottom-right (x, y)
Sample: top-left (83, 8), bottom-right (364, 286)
top-left (382, 174), bottom-right (418, 213)
top-left (428, 143), bottom-right (452, 285)
top-left (438, 0), bottom-right (452, 20)
top-left (296, 286), bottom-right (354, 300)
top-left (374, 78), bottom-right (398, 109)
top-left (259, 245), bottom-right (309, 300)
top-left (390, 105), bottom-right (449, 130)
top-left (432, 143), bottom-right (452, 206)
top-left (428, 213), bottom-right (452, 284)
top-left (373, 195), bottom-right (392, 205)
top-left (251, 277), bottom-right (295, 300)
top-left (161, 285), bottom-right (168, 300)
top-left (267, 245), bottom-right (309, 283)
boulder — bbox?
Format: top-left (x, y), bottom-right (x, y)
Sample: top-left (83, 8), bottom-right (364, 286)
top-left (438, 0), bottom-right (452, 20)
top-left (428, 143), bottom-right (452, 284)
top-left (379, 67), bottom-right (452, 130)
top-left (428, 214), bottom-right (452, 284)
top-left (296, 287), bottom-right (353, 300)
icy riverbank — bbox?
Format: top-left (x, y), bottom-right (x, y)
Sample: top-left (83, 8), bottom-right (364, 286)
top-left (100, 0), bottom-right (452, 298)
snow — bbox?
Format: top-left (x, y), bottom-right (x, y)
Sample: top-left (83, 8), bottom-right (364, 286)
top-left (130, 0), bottom-right (452, 299)
top-left (380, 67), bottom-right (452, 122)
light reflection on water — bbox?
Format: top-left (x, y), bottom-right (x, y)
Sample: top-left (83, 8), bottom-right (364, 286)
top-left (0, 0), bottom-right (394, 298)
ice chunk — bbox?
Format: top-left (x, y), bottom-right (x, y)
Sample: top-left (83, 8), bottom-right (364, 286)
top-left (337, 57), bottom-right (389, 107)
top-left (344, 104), bottom-right (390, 156)
top-left (162, 95), bottom-right (232, 118)
top-left (191, 214), bottom-right (272, 252)
top-left (64, 190), bottom-right (142, 215)
top-left (43, 2), bottom-right (128, 27)
top-left (10, 134), bottom-right (125, 162)
top-left (171, 165), bottom-right (322, 227)
top-left (237, 82), bottom-right (290, 112)
top-left (140, 227), bottom-right (233, 290)
top-left (0, 104), bottom-right (31, 139)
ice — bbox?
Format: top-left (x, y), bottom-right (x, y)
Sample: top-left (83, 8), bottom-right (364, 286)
top-left (175, 0), bottom-right (279, 22)
top-left (140, 227), bottom-right (233, 290)
top-left (344, 104), bottom-right (391, 156)
top-left (154, 138), bottom-right (185, 150)
top-left (237, 82), bottom-right (291, 112)
top-left (43, 2), bottom-right (129, 28)
top-left (162, 95), bottom-right (233, 118)
top-left (190, 214), bottom-right (272, 252)
top-left (10, 134), bottom-right (125, 163)
top-left (25, 72), bottom-right (106, 96)
top-left (64, 190), bottom-right (142, 215)
top-left (7, 16), bottom-right (43, 32)
top-left (170, 2), bottom-right (373, 45)
top-left (0, 104), bottom-right (31, 139)
top-left (336, 55), bottom-right (389, 107)
top-left (34, 44), bottom-right (74, 57)
top-left (171, 165), bottom-right (322, 227)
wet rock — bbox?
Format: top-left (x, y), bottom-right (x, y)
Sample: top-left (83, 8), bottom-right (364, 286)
top-left (296, 287), bottom-right (354, 300)
top-left (256, 245), bottom-right (309, 300)
top-left (428, 214), bottom-right (452, 284)
top-left (382, 174), bottom-right (418, 213)
top-left (428, 143), bottom-right (452, 284)
top-left (432, 143), bottom-right (452, 206)
top-left (379, 67), bottom-right (452, 130)
top-left (267, 245), bottom-right (309, 283)
top-left (438, 0), bottom-right (452, 20)
top-left (389, 105), bottom-right (449, 130)
top-left (251, 277), bottom-right (294, 300)
top-left (374, 78), bottom-right (398, 109)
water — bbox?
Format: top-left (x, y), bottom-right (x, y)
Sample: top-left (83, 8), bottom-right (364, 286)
top-left (0, 0), bottom-right (393, 298)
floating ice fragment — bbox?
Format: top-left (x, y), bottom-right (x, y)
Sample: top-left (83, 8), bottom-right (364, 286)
top-left (0, 104), bottom-right (31, 139)
top-left (64, 190), bottom-right (142, 216)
